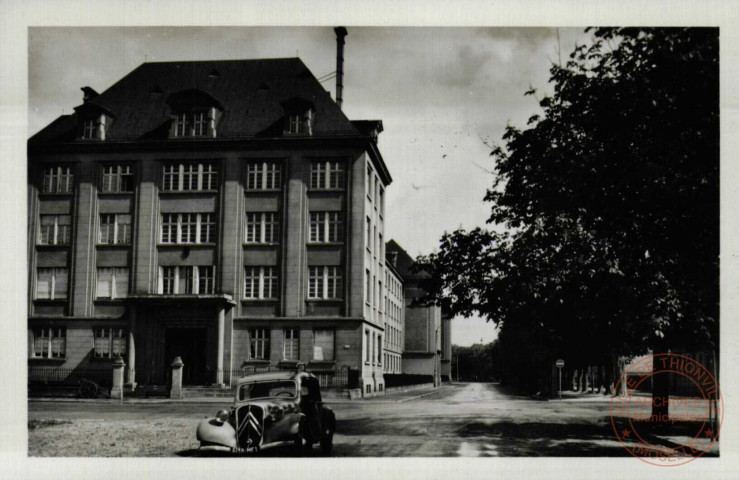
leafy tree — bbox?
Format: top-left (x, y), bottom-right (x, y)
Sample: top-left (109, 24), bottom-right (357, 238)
top-left (418, 28), bottom-right (718, 414)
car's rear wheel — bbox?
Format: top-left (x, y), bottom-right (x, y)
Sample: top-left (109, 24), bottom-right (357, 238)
top-left (79, 380), bottom-right (98, 398)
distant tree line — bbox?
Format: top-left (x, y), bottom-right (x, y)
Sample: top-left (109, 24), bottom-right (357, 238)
top-left (451, 342), bottom-right (501, 382)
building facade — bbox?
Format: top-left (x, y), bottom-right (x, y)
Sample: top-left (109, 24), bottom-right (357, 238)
top-left (383, 261), bottom-right (404, 374)
top-left (386, 240), bottom-right (444, 386)
top-left (27, 57), bottom-right (393, 396)
top-left (441, 308), bottom-right (452, 381)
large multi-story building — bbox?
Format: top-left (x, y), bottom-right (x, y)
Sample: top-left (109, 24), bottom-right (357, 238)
top-left (386, 240), bottom-right (444, 386)
top-left (383, 259), bottom-right (404, 374)
top-left (27, 43), bottom-right (394, 395)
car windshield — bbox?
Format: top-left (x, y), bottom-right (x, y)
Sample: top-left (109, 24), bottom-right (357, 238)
top-left (238, 380), bottom-right (297, 401)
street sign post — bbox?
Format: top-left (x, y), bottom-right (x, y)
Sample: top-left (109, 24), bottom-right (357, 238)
top-left (555, 359), bottom-right (565, 401)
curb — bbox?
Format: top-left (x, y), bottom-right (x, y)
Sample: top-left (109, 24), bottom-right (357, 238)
top-left (397, 390), bottom-right (440, 403)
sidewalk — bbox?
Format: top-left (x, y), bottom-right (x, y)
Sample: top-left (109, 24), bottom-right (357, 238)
top-left (555, 390), bottom-right (615, 402)
top-left (28, 385), bottom-right (446, 405)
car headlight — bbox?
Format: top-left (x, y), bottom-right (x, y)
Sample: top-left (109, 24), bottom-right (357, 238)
top-left (215, 409), bottom-right (230, 423)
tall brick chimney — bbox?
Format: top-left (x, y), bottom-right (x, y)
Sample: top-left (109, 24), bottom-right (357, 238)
top-left (334, 27), bottom-right (347, 110)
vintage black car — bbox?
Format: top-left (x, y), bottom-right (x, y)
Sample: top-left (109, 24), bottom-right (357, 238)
top-left (196, 371), bottom-right (336, 454)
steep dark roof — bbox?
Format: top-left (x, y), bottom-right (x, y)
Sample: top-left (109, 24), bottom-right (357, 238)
top-left (30, 58), bottom-right (361, 145)
top-left (386, 239), bottom-right (427, 280)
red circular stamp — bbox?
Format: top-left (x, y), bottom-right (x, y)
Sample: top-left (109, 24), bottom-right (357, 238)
top-left (610, 353), bottom-right (722, 466)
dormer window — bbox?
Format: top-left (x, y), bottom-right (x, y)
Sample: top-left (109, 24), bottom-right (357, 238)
top-left (173, 111), bottom-right (211, 138)
top-left (288, 115), bottom-right (301, 134)
top-left (193, 112), bottom-right (207, 136)
top-left (286, 110), bottom-right (313, 135)
top-left (281, 97), bottom-right (315, 136)
top-left (77, 114), bottom-right (109, 141)
top-left (166, 89), bottom-right (223, 139)
top-left (174, 113), bottom-right (189, 137)
top-left (82, 120), bottom-right (96, 139)
top-left (74, 90), bottom-right (115, 141)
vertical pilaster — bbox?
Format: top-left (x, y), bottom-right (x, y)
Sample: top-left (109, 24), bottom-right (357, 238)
top-left (216, 305), bottom-right (225, 386)
top-left (127, 304), bottom-right (137, 387)
top-left (349, 153), bottom-right (366, 317)
top-left (133, 159), bottom-right (158, 294)
top-left (220, 156), bottom-right (242, 299)
top-left (72, 165), bottom-right (96, 317)
top-left (283, 154), bottom-right (305, 316)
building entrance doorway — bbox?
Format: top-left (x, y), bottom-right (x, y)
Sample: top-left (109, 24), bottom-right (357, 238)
top-left (165, 328), bottom-right (208, 386)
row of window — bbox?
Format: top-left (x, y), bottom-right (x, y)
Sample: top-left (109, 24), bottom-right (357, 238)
top-left (173, 112), bottom-right (210, 138)
top-left (366, 163), bottom-right (386, 217)
top-left (364, 330), bottom-right (383, 365)
top-left (365, 269), bottom-right (384, 314)
top-left (386, 324), bottom-right (402, 350)
top-left (161, 213), bottom-right (217, 244)
top-left (159, 266), bottom-right (216, 295)
top-left (30, 325), bottom-right (394, 367)
top-left (31, 327), bottom-right (126, 360)
top-left (384, 353), bottom-right (401, 373)
top-left (248, 328), bottom-right (335, 362)
top-left (39, 210), bottom-right (347, 247)
top-left (366, 217), bottom-right (384, 257)
top-left (35, 265), bottom-right (344, 301)
top-left (386, 298), bottom-right (402, 325)
top-left (158, 265), bottom-right (342, 300)
top-left (39, 161), bottom-right (349, 194)
top-left (386, 271), bottom-right (402, 299)
top-left (80, 105), bottom-right (317, 141)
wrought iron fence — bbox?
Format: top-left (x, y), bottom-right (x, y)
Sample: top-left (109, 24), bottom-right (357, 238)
top-left (28, 364), bottom-right (113, 388)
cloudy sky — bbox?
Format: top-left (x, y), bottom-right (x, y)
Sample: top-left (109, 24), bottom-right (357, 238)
top-left (29, 27), bottom-right (592, 346)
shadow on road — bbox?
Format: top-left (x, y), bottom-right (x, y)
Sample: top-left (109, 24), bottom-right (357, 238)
top-left (177, 443), bottom-right (332, 458)
top-left (455, 421), bottom-right (627, 456)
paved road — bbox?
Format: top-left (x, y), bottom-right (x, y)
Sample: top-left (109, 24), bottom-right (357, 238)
top-left (30, 382), bottom-right (708, 457)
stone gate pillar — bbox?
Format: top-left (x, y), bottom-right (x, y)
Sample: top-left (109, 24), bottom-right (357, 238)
top-left (170, 356), bottom-right (184, 399)
top-left (111, 357), bottom-right (126, 399)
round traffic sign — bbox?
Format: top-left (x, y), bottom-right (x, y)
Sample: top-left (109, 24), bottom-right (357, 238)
top-left (555, 359), bottom-right (565, 368)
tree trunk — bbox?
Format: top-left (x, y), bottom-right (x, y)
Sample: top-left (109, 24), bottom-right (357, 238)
top-left (651, 352), bottom-right (670, 427)
top-left (579, 369), bottom-right (587, 393)
top-left (589, 366), bottom-right (595, 394)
